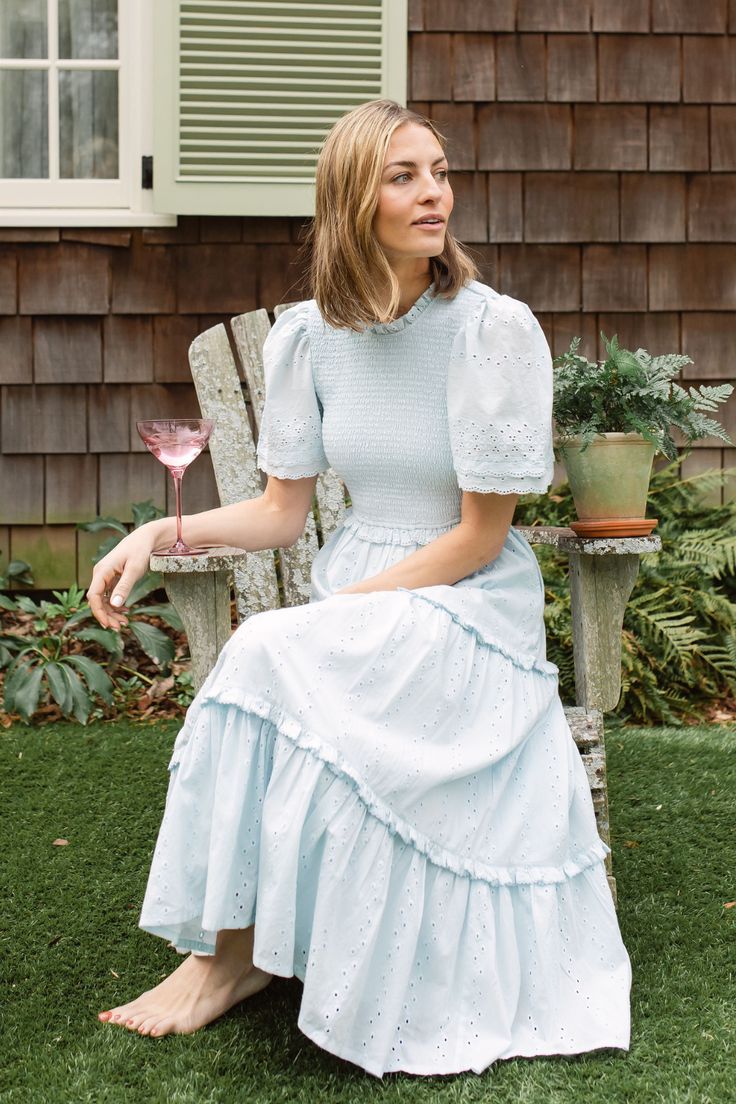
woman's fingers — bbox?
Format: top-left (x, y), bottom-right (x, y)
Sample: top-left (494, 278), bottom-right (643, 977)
top-left (87, 565), bottom-right (129, 629)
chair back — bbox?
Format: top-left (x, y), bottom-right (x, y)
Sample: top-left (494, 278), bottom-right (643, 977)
top-left (187, 305), bottom-right (346, 622)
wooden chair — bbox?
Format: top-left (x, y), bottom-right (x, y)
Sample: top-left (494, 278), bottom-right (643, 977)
top-left (150, 305), bottom-right (662, 907)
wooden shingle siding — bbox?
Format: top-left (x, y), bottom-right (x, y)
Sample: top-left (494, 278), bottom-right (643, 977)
top-left (582, 245), bottom-right (648, 312)
top-left (18, 245), bottom-right (110, 315)
top-left (87, 386), bottom-right (131, 454)
top-left (500, 244), bottom-right (581, 310)
top-left (650, 245), bottom-right (736, 309)
top-left (45, 456), bottom-right (98, 524)
top-left (649, 107), bottom-right (710, 171)
top-left (452, 35), bottom-right (495, 100)
top-left (0, 456), bottom-right (44, 524)
top-left (688, 176), bottom-right (736, 240)
top-left (103, 317), bottom-right (154, 383)
top-left (573, 106), bottom-right (648, 170)
top-left (681, 314), bottom-right (736, 377)
top-left (620, 175), bottom-right (687, 242)
top-left (683, 37), bottom-right (736, 101)
top-left (0, 251), bottom-right (17, 314)
top-left (517, 0), bottom-right (592, 32)
top-left (478, 105), bottom-right (572, 168)
top-left (497, 34), bottom-right (546, 100)
top-left (711, 106), bottom-right (736, 169)
top-left (2, 385), bottom-right (87, 453)
top-left (0, 318), bottom-right (32, 384)
top-left (424, 1), bottom-right (516, 32)
top-left (3, 0), bottom-right (736, 589)
top-left (546, 35), bottom-right (597, 102)
top-left (34, 319), bottom-right (102, 384)
top-left (524, 173), bottom-right (619, 242)
top-left (111, 239), bottom-right (177, 314)
top-left (652, 0), bottom-right (728, 33)
top-left (599, 36), bottom-right (681, 102)
top-left (175, 245), bottom-right (258, 315)
top-left (592, 0), bottom-right (649, 33)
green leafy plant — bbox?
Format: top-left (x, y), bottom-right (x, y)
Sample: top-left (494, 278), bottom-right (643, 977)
top-left (0, 502), bottom-right (185, 725)
top-left (0, 556), bottom-right (34, 589)
top-left (552, 333), bottom-right (734, 458)
top-left (516, 461), bottom-right (736, 724)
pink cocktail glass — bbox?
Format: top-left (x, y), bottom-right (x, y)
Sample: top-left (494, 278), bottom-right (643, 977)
top-left (135, 418), bottom-right (214, 555)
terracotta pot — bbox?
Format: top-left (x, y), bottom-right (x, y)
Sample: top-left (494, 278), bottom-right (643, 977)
top-left (555, 431), bottom-right (658, 538)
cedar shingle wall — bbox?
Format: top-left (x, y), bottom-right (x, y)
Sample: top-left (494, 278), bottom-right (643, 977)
top-left (409, 0), bottom-right (736, 511)
top-left (1, 0), bottom-right (735, 588)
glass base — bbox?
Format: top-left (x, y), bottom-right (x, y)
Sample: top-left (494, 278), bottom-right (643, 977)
top-left (157, 541), bottom-right (210, 556)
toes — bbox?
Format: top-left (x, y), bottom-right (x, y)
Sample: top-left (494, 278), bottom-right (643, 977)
top-left (149, 1017), bottom-right (174, 1038)
top-left (138, 1014), bottom-right (162, 1037)
top-left (124, 1010), bottom-right (153, 1031)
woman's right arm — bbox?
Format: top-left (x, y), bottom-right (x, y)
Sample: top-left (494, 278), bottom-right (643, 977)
top-left (86, 474), bottom-right (318, 628)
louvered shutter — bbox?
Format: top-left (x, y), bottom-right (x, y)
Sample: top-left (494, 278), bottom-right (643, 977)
top-left (153, 0), bottom-right (407, 215)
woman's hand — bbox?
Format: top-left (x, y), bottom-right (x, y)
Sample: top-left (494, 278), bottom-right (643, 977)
top-left (86, 522), bottom-right (160, 629)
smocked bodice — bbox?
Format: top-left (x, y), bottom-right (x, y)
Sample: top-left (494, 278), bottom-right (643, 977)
top-left (255, 278), bottom-right (555, 533)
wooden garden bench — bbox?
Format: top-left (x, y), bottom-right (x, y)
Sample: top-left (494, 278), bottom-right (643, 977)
top-left (150, 303), bottom-right (662, 907)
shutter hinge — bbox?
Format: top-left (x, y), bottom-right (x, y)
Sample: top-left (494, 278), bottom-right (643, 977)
top-left (141, 156), bottom-right (153, 189)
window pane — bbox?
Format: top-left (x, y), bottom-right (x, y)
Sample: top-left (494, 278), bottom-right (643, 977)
top-left (0, 0), bottom-right (47, 59)
top-left (58, 0), bottom-right (117, 60)
top-left (0, 69), bottom-right (48, 177)
top-left (59, 69), bottom-right (117, 178)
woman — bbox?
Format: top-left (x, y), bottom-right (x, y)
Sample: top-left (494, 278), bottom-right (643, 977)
top-left (90, 99), bottom-right (631, 1078)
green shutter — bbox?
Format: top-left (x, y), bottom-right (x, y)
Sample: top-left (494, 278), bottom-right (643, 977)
top-left (153, 0), bottom-right (407, 216)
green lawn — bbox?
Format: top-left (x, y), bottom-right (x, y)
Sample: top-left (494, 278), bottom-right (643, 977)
top-left (1, 717), bottom-right (734, 1104)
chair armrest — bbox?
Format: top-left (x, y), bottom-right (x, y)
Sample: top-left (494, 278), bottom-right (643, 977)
top-left (149, 547), bottom-right (248, 692)
top-left (149, 546), bottom-right (248, 574)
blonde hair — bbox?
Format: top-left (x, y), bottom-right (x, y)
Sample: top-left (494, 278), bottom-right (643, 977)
top-left (298, 99), bottom-right (480, 330)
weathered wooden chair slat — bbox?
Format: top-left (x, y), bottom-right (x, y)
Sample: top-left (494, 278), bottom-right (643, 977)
top-left (151, 306), bottom-right (662, 907)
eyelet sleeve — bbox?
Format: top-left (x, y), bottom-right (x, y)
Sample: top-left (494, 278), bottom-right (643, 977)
top-left (447, 293), bottom-right (555, 496)
top-left (256, 301), bottom-right (330, 479)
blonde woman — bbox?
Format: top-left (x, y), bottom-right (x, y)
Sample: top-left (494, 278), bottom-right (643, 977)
top-left (90, 99), bottom-right (631, 1078)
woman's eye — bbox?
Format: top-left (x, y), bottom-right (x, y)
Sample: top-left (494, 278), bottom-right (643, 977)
top-left (392, 169), bottom-right (449, 184)
top-left (393, 173), bottom-right (411, 183)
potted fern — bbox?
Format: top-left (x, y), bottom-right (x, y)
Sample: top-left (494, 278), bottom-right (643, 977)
top-left (552, 333), bottom-right (734, 537)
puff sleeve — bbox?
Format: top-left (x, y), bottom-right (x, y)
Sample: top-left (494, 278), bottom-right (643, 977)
top-left (447, 293), bottom-right (555, 495)
top-left (256, 301), bottom-right (330, 479)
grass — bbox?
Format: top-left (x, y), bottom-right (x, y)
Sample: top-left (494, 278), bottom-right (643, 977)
top-left (1, 717), bottom-right (734, 1104)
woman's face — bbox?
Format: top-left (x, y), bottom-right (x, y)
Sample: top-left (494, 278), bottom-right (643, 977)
top-left (373, 122), bottom-right (453, 265)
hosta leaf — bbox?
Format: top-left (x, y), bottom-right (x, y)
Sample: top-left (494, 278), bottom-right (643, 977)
top-left (129, 621), bottom-right (174, 666)
top-left (76, 626), bottom-right (124, 659)
top-left (77, 516), bottom-right (128, 535)
top-left (65, 654), bottom-right (113, 704)
top-left (7, 663), bottom-right (44, 723)
top-left (0, 593), bottom-right (17, 611)
top-left (59, 664), bottom-right (91, 724)
top-left (133, 602), bottom-right (184, 631)
top-left (126, 573), bottom-right (163, 607)
top-left (14, 595), bottom-right (41, 615)
top-left (46, 661), bottom-right (73, 713)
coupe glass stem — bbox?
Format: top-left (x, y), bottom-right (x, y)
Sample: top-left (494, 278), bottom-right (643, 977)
top-left (172, 468), bottom-right (185, 548)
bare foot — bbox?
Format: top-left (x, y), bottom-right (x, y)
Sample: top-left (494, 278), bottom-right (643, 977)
top-left (98, 928), bottom-right (273, 1037)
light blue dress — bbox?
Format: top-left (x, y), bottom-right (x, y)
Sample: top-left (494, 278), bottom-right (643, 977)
top-left (139, 279), bottom-right (632, 1078)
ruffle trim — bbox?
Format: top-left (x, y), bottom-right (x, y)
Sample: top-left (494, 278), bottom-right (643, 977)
top-left (256, 454), bottom-right (329, 480)
top-left (395, 586), bottom-right (560, 678)
top-left (341, 511), bottom-right (459, 546)
top-left (184, 689), bottom-right (610, 887)
top-left (455, 468), bottom-right (552, 496)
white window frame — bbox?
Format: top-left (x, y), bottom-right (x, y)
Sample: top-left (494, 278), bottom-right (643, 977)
top-left (0, 0), bottom-right (175, 227)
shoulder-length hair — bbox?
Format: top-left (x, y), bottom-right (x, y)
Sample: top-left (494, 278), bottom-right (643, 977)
top-left (298, 99), bottom-right (480, 331)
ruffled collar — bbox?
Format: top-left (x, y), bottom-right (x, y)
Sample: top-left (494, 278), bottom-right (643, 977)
top-left (365, 281), bottom-right (437, 335)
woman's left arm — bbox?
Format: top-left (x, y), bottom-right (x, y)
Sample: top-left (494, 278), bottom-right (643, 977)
top-left (334, 490), bottom-right (518, 595)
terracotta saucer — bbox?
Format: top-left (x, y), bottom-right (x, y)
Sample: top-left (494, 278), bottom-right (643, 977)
top-left (569, 517), bottom-right (659, 538)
